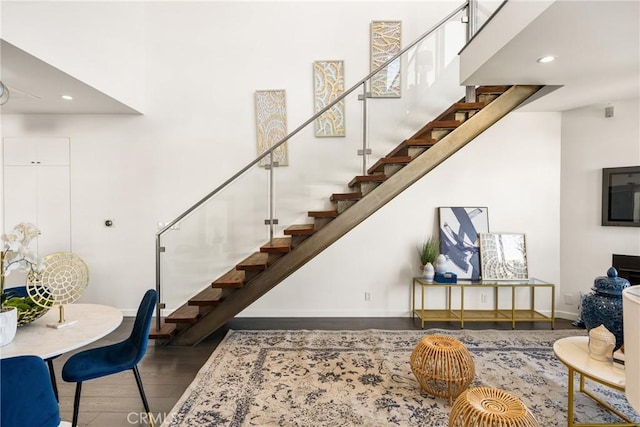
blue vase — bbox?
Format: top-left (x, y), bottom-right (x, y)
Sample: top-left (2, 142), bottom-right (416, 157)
top-left (581, 267), bottom-right (630, 351)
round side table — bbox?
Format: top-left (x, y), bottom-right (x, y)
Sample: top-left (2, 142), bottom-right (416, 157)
top-left (449, 386), bottom-right (539, 427)
top-left (410, 334), bottom-right (475, 404)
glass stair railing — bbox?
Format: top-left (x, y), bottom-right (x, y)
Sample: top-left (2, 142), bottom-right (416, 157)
top-left (153, 0), bottom-right (510, 336)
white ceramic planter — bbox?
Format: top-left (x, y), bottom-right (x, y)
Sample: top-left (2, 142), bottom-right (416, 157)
top-left (0, 306), bottom-right (18, 346)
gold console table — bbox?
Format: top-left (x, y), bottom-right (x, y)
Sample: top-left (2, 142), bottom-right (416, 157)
top-left (411, 277), bottom-right (555, 329)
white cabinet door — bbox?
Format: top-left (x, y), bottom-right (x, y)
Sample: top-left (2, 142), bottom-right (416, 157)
top-left (3, 137), bottom-right (69, 165)
top-left (2, 137), bottom-right (71, 261)
top-left (36, 166), bottom-right (71, 256)
top-left (3, 166), bottom-right (38, 228)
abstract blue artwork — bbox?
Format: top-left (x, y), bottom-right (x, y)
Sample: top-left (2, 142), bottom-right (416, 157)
top-left (438, 207), bottom-right (489, 280)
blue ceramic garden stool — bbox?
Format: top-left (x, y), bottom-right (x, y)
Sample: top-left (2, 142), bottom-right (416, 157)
top-left (581, 267), bottom-right (630, 351)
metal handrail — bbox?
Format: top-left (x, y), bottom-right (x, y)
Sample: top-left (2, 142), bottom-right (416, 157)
top-left (154, 1), bottom-right (470, 329)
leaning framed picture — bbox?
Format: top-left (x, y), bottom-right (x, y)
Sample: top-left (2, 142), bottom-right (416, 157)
top-left (479, 232), bottom-right (529, 280)
top-left (438, 207), bottom-right (489, 280)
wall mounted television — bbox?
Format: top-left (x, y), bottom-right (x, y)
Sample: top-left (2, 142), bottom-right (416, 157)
top-left (602, 166), bottom-right (640, 227)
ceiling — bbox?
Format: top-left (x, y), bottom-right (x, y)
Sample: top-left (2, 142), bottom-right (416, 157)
top-left (0, 40), bottom-right (139, 114)
top-left (462, 0), bottom-right (639, 112)
top-left (0, 0), bottom-right (638, 115)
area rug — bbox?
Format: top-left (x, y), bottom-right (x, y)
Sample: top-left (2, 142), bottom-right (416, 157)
top-left (161, 329), bottom-right (639, 426)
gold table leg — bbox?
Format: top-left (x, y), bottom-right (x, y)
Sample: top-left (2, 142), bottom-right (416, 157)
top-left (565, 367), bottom-right (638, 426)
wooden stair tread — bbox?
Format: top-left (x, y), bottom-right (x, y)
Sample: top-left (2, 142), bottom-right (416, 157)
top-left (426, 119), bottom-right (461, 130)
top-left (212, 269), bottom-right (245, 288)
top-left (405, 138), bottom-right (437, 147)
top-left (166, 305), bottom-right (200, 324)
top-left (237, 252), bottom-right (269, 271)
top-left (260, 237), bottom-right (292, 253)
top-left (449, 101), bottom-right (485, 112)
top-left (348, 174), bottom-right (387, 188)
top-left (367, 156), bottom-right (412, 174)
top-left (189, 287), bottom-right (224, 306)
top-left (308, 210), bottom-right (338, 218)
top-left (386, 138), bottom-right (436, 158)
top-left (284, 224), bottom-right (315, 236)
top-left (149, 323), bottom-right (177, 339)
top-left (476, 85), bottom-right (511, 94)
top-left (330, 192), bottom-right (362, 202)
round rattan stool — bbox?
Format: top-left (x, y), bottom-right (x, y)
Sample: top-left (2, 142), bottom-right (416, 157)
top-left (410, 334), bottom-right (475, 404)
top-left (449, 386), bottom-right (539, 427)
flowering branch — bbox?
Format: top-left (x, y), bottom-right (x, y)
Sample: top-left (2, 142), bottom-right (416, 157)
top-left (1, 222), bottom-right (41, 304)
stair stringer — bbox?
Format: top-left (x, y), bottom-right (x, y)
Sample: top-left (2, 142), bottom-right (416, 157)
top-left (171, 84), bottom-right (542, 345)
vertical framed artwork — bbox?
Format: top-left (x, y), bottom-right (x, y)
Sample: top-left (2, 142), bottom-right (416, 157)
top-left (438, 207), bottom-right (489, 280)
top-left (255, 90), bottom-right (288, 167)
top-left (313, 60), bottom-right (345, 137)
top-left (370, 20), bottom-right (402, 98)
top-left (479, 232), bottom-right (529, 280)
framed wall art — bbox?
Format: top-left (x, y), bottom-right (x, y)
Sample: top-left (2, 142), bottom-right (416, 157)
top-left (370, 20), bottom-right (401, 98)
top-left (255, 90), bottom-right (288, 167)
top-left (313, 60), bottom-right (345, 137)
top-left (479, 232), bottom-right (529, 280)
top-left (438, 207), bottom-right (489, 280)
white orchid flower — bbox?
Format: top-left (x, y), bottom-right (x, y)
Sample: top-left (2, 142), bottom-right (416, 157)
top-left (1, 222), bottom-right (42, 285)
top-left (2, 229), bottom-right (25, 252)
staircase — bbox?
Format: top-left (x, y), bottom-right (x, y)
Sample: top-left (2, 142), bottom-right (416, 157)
top-left (150, 84), bottom-right (543, 345)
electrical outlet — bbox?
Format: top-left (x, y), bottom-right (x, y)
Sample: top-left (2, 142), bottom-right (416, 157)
top-left (481, 293), bottom-right (488, 304)
top-left (564, 293), bottom-right (574, 305)
top-left (365, 292), bottom-right (371, 301)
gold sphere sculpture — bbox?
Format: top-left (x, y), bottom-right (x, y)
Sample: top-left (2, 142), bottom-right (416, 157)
top-left (410, 334), bottom-right (475, 405)
top-left (449, 386), bottom-right (539, 427)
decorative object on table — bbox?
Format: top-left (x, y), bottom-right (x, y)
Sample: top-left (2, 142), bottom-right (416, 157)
top-left (410, 334), bottom-right (475, 405)
top-left (435, 272), bottom-right (457, 284)
top-left (27, 252), bottom-right (89, 329)
top-left (588, 324), bottom-right (616, 361)
top-left (479, 232), bottom-right (528, 280)
top-left (255, 89), bottom-right (288, 167)
top-left (3, 286), bottom-right (52, 326)
top-left (438, 207), bottom-right (489, 280)
top-left (313, 60), bottom-right (345, 137)
top-left (418, 237), bottom-right (438, 282)
top-left (613, 347), bottom-right (625, 370)
top-left (581, 267), bottom-right (629, 351)
top-left (370, 20), bottom-right (401, 98)
top-left (449, 386), bottom-right (539, 427)
top-left (1, 222), bottom-right (51, 338)
top-left (0, 306), bottom-right (17, 347)
top-left (435, 253), bottom-right (447, 274)
top-left (422, 263), bottom-right (435, 283)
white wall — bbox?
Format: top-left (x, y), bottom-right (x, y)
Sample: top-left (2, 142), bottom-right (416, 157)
top-left (560, 98), bottom-right (640, 319)
top-left (242, 112), bottom-right (562, 316)
top-left (1, 1), bottom-right (567, 319)
top-left (1, 1), bottom-right (475, 315)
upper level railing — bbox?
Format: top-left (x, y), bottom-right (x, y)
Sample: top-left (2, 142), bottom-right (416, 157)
top-left (154, 0), bottom-right (507, 328)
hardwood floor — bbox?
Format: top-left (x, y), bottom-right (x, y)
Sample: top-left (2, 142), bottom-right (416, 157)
top-left (53, 317), bottom-right (577, 426)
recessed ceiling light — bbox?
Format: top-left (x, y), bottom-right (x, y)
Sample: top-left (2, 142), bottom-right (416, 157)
top-left (61, 95), bottom-right (73, 100)
top-left (537, 56), bottom-right (555, 64)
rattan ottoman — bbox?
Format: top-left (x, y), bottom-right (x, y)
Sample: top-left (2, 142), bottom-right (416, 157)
top-left (410, 334), bottom-right (475, 404)
top-left (449, 386), bottom-right (539, 426)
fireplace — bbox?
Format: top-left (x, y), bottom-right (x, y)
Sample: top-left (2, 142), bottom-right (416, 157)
top-left (612, 254), bottom-right (640, 285)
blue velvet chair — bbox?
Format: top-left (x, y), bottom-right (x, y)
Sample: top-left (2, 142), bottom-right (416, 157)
top-left (1, 355), bottom-right (61, 427)
top-left (62, 289), bottom-right (157, 427)
top-left (4, 285), bottom-right (61, 401)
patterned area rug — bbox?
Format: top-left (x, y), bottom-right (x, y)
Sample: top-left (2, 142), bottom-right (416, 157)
top-left (162, 329), bottom-right (639, 426)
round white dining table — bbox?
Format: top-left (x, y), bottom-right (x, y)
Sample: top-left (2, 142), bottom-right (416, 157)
top-left (0, 303), bottom-right (123, 359)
